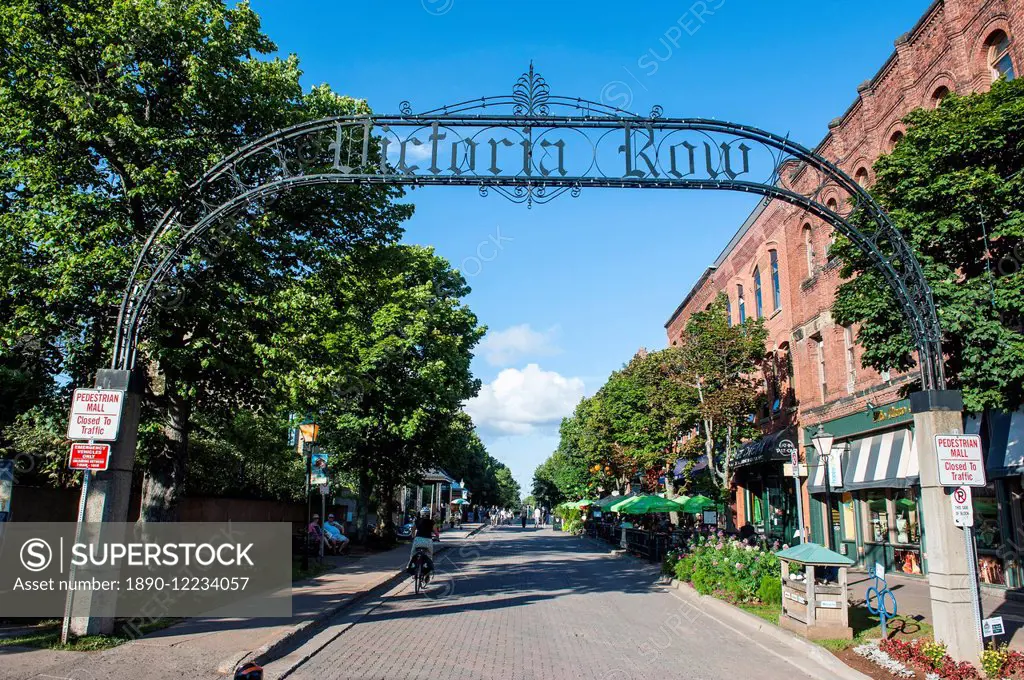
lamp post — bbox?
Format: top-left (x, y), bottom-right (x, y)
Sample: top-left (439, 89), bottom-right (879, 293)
top-left (811, 425), bottom-right (836, 550)
top-left (299, 417), bottom-right (320, 571)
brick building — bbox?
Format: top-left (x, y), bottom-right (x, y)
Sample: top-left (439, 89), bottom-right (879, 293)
top-left (665, 0), bottom-right (1021, 582)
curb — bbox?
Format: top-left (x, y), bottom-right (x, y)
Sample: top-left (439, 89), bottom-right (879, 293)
top-left (220, 524), bottom-right (489, 675)
top-left (665, 578), bottom-right (870, 680)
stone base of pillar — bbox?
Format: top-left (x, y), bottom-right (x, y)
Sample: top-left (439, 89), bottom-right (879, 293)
top-left (913, 390), bottom-right (982, 663)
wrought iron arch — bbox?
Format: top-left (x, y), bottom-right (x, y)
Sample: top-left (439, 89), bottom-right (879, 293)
top-left (114, 65), bottom-right (945, 391)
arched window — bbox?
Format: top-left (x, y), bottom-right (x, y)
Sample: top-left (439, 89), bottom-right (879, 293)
top-left (889, 130), bottom-right (904, 149)
top-left (803, 224), bottom-right (815, 276)
top-left (753, 266), bottom-right (763, 319)
top-left (770, 249), bottom-right (781, 311)
top-left (931, 86), bottom-right (950, 107)
top-left (855, 167), bottom-right (869, 187)
top-left (725, 297), bottom-right (733, 327)
top-left (737, 284), bottom-right (746, 323)
top-left (988, 31), bottom-right (1015, 81)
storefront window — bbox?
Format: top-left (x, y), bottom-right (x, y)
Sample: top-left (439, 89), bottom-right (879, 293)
top-left (865, 490), bottom-right (889, 543)
top-left (841, 493), bottom-right (856, 542)
top-left (974, 484), bottom-right (1006, 585)
top-left (893, 489), bottom-right (920, 545)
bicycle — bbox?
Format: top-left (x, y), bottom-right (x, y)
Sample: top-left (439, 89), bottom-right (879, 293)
top-left (410, 547), bottom-right (433, 594)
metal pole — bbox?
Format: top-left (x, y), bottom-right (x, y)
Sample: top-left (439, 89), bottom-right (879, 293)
top-left (964, 525), bottom-right (984, 645)
top-left (823, 455), bottom-right (834, 550)
top-left (320, 486), bottom-right (326, 560)
top-left (61, 468), bottom-right (91, 644)
top-left (302, 439), bottom-right (310, 571)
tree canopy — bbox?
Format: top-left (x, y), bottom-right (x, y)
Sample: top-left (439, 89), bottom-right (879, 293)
top-left (832, 78), bottom-right (1024, 412)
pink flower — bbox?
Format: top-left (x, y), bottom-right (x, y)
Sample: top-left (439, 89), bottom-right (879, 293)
top-left (735, 562), bottom-right (744, 570)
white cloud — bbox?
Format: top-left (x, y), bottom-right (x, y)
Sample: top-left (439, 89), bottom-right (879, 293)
top-left (477, 324), bottom-right (561, 367)
top-left (465, 364), bottom-right (585, 435)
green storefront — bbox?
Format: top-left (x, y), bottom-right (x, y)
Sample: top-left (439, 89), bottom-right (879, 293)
top-left (735, 428), bottom-right (799, 544)
top-left (807, 401), bottom-right (1024, 590)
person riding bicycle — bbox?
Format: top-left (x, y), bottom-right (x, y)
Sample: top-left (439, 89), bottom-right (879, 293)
top-left (409, 506), bottom-right (435, 567)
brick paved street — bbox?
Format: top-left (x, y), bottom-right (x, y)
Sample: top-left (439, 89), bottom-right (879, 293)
top-left (288, 526), bottom-right (821, 680)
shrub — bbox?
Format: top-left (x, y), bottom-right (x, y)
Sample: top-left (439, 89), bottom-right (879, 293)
top-left (669, 533), bottom-right (781, 602)
top-left (756, 575), bottom-right (782, 605)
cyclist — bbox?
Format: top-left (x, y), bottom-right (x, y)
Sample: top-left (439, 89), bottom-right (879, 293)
top-left (409, 506), bottom-right (435, 562)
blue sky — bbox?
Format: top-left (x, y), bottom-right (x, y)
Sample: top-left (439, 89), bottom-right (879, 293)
top-left (250, 0), bottom-right (934, 495)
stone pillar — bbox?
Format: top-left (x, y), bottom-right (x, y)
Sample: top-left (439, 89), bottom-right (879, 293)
top-left (912, 390), bottom-right (982, 663)
top-left (69, 369), bottom-right (142, 637)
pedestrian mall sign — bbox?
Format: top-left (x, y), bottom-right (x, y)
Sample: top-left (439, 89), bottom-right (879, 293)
top-left (950, 486), bottom-right (974, 527)
top-left (935, 434), bottom-right (985, 487)
top-left (66, 389), bottom-right (124, 441)
top-left (68, 443), bottom-right (111, 472)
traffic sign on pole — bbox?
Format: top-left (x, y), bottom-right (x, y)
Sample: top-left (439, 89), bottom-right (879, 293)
top-left (67, 388), bottom-right (125, 441)
top-left (68, 443), bottom-right (111, 471)
top-left (935, 434), bottom-right (986, 487)
top-left (951, 486), bottom-right (974, 527)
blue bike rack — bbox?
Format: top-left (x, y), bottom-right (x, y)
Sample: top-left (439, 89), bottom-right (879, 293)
top-left (866, 569), bottom-right (898, 637)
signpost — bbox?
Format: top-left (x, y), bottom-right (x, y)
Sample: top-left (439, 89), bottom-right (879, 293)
top-left (68, 443), bottom-right (111, 472)
top-left (779, 440), bottom-right (805, 544)
top-left (983, 616), bottom-right (1005, 639)
top-left (935, 434), bottom-right (985, 487)
top-left (951, 486), bottom-right (974, 528)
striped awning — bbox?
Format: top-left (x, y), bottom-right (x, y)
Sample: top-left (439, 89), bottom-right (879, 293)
top-left (809, 428), bottom-right (919, 493)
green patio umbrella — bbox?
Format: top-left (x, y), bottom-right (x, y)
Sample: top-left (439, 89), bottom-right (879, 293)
top-left (617, 495), bottom-right (687, 515)
top-left (594, 493), bottom-right (636, 511)
top-left (610, 494), bottom-right (644, 512)
top-left (679, 494), bottom-right (718, 513)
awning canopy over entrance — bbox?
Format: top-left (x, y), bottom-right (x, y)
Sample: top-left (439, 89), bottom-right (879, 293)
top-left (969, 409), bottom-right (1024, 478)
top-left (809, 428), bottom-right (918, 493)
top-left (733, 427), bottom-right (797, 470)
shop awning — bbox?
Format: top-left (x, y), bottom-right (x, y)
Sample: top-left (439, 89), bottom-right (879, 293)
top-left (981, 409), bottom-right (1024, 477)
top-left (733, 427), bottom-right (797, 469)
top-left (808, 427), bottom-right (918, 493)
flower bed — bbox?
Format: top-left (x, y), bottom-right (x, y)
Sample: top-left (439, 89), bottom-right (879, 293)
top-left (877, 638), bottom-right (1024, 679)
top-left (662, 532), bottom-right (781, 604)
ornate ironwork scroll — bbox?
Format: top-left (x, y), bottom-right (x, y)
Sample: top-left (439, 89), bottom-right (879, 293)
top-left (113, 66), bottom-right (946, 392)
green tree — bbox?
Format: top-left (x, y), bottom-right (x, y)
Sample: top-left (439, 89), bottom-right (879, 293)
top-left (666, 294), bottom-right (767, 501)
top-left (277, 245), bottom-right (484, 538)
top-left (832, 79), bottom-right (1024, 412)
top-left (494, 465), bottom-right (521, 508)
top-left (0, 0), bottom-right (407, 519)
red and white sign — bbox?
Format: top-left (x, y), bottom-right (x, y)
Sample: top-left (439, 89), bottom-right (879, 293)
top-left (935, 434), bottom-right (986, 487)
top-left (67, 389), bottom-right (124, 441)
top-left (951, 486), bottom-right (974, 527)
top-left (69, 443), bottom-right (111, 471)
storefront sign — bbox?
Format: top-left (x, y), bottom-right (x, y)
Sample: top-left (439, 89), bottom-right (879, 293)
top-left (872, 405), bottom-right (911, 423)
top-left (68, 443), bottom-right (111, 471)
top-left (935, 434), bottom-right (986, 487)
top-left (66, 389), bottom-right (124, 441)
top-left (983, 616), bottom-right (1005, 637)
top-left (951, 486), bottom-right (974, 527)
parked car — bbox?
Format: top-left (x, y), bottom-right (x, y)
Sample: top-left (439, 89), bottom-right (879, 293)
top-left (396, 521), bottom-right (415, 540)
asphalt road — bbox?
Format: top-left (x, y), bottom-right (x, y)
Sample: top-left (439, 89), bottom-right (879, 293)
top-left (285, 525), bottom-right (821, 680)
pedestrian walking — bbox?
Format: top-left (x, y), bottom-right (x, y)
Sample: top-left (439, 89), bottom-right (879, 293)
top-left (520, 508), bottom-right (527, 528)
top-left (533, 506), bottom-right (541, 529)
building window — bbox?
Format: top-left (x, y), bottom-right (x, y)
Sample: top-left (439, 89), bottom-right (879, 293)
top-left (770, 250), bottom-right (781, 311)
top-left (803, 224), bottom-right (815, 276)
top-left (855, 167), bottom-right (869, 187)
top-left (988, 31), bottom-right (1016, 81)
top-left (737, 285), bottom-right (746, 323)
top-left (814, 335), bottom-right (827, 401)
top-left (753, 266), bottom-right (763, 318)
top-left (865, 490), bottom-right (890, 543)
top-left (931, 86), bottom-right (950, 107)
top-left (889, 130), bottom-right (904, 149)
top-left (843, 325), bottom-right (856, 393)
top-left (725, 297), bottom-right (732, 327)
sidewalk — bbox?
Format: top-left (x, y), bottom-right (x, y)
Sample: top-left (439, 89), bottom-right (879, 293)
top-left (0, 524), bottom-right (484, 680)
top-left (848, 569), bottom-right (1024, 648)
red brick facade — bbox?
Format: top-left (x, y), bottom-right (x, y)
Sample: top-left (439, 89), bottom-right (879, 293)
top-left (666, 0), bottom-right (1022, 435)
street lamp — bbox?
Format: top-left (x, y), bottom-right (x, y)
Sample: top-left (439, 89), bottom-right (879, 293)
top-left (811, 425), bottom-right (836, 550)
